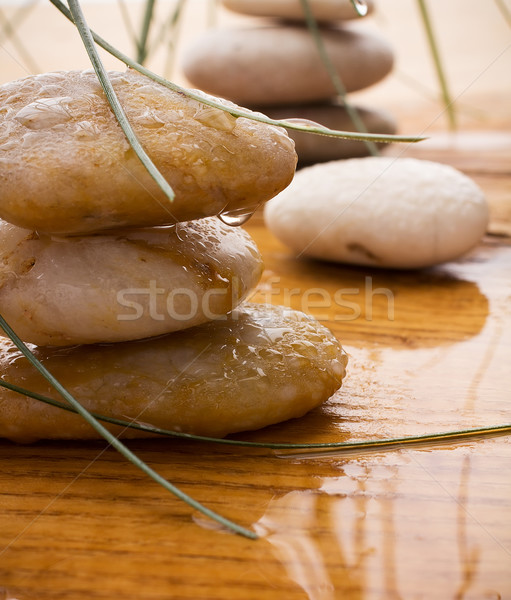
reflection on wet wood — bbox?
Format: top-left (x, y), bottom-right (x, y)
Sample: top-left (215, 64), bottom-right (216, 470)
top-left (1, 161), bottom-right (510, 599)
top-left (1, 68), bottom-right (511, 600)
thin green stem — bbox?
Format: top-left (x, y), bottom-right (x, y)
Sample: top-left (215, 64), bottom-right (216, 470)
top-left (163, 0), bottom-right (186, 78)
top-left (136, 0), bottom-right (156, 64)
top-left (2, 378), bottom-right (510, 454)
top-left (0, 315), bottom-right (256, 540)
top-left (116, 0), bottom-right (139, 48)
top-left (416, 0), bottom-right (457, 130)
top-left (49, 0), bottom-right (424, 145)
top-left (299, 0), bottom-right (379, 156)
top-left (148, 0), bottom-right (186, 78)
top-left (0, 0), bottom-right (38, 39)
top-left (66, 0), bottom-right (175, 203)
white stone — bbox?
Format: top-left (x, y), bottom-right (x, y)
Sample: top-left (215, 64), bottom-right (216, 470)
top-left (222, 0), bottom-right (375, 21)
top-left (183, 25), bottom-right (393, 106)
top-left (264, 157), bottom-right (489, 268)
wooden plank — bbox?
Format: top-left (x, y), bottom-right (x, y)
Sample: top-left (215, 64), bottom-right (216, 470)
top-left (1, 3), bottom-right (510, 597)
top-left (1, 157), bottom-right (510, 599)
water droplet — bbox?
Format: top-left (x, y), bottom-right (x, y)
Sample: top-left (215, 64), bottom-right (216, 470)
top-left (137, 108), bottom-right (165, 129)
top-left (218, 205), bottom-right (259, 227)
top-left (14, 96), bottom-right (73, 130)
top-left (353, 0), bottom-right (368, 16)
top-left (39, 84), bottom-right (64, 97)
top-left (193, 105), bottom-right (237, 132)
top-left (283, 117), bottom-right (323, 130)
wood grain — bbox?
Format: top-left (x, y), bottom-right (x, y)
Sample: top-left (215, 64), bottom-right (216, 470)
top-left (1, 5), bottom-right (511, 597)
top-left (1, 147), bottom-right (510, 598)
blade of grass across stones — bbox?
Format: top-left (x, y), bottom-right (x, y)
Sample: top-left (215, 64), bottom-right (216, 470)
top-left (67, 0), bottom-right (176, 203)
top-left (50, 0), bottom-right (424, 144)
top-left (2, 378), bottom-right (510, 455)
top-left (0, 313), bottom-right (257, 540)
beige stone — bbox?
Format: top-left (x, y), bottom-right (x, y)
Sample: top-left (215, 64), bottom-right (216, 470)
top-left (0, 217), bottom-right (263, 346)
top-left (0, 70), bottom-right (296, 235)
top-left (223, 0), bottom-right (375, 22)
top-left (183, 25), bottom-right (393, 106)
top-left (263, 102), bottom-right (397, 163)
top-left (264, 157), bottom-right (489, 269)
top-left (0, 303), bottom-right (348, 442)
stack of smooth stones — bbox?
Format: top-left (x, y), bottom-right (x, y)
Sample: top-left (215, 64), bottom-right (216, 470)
top-left (0, 69), bottom-right (348, 443)
top-left (182, 0), bottom-right (397, 165)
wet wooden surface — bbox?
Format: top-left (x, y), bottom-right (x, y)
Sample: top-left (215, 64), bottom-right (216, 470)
top-left (0, 128), bottom-right (510, 599)
top-left (1, 2), bottom-right (511, 598)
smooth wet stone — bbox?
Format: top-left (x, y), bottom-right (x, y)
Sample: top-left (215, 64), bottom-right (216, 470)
top-left (263, 103), bottom-right (397, 163)
top-left (264, 157), bottom-right (489, 269)
top-left (183, 25), bottom-right (394, 106)
top-left (0, 217), bottom-right (263, 346)
top-left (0, 70), bottom-right (296, 234)
top-left (222, 0), bottom-right (375, 21)
top-left (0, 303), bottom-right (348, 442)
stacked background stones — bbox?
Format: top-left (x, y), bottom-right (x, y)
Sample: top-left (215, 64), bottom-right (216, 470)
top-left (182, 0), bottom-right (397, 166)
top-left (182, 0), bottom-right (489, 270)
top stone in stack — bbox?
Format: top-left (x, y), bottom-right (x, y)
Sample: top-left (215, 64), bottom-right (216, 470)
top-left (0, 69), bottom-right (297, 235)
top-left (182, 0), bottom-right (397, 165)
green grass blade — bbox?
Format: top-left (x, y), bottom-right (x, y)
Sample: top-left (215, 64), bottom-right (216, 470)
top-left (116, 0), bottom-right (139, 49)
top-left (2, 378), bottom-right (510, 454)
top-left (67, 0), bottom-right (175, 203)
top-left (299, 0), bottom-right (379, 156)
top-left (0, 314), bottom-right (256, 540)
top-left (147, 0), bottom-right (187, 78)
top-left (136, 0), bottom-right (156, 64)
top-left (416, 0), bottom-right (457, 130)
top-left (49, 0), bottom-right (424, 144)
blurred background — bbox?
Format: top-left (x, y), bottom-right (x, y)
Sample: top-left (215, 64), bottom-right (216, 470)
top-left (1, 0), bottom-right (510, 136)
